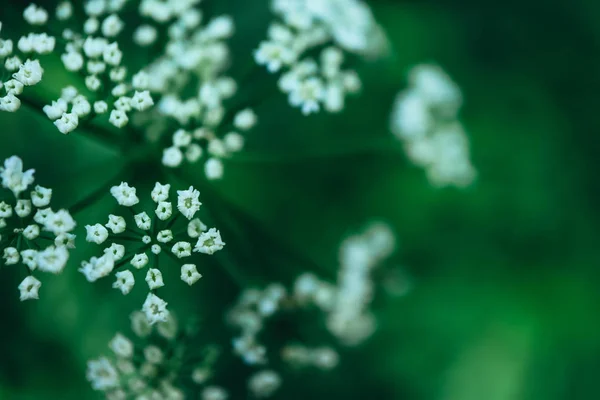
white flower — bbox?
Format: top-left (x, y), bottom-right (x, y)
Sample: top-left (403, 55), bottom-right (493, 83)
top-left (171, 241), bottom-right (192, 258)
top-left (3, 247), bottom-right (19, 265)
top-left (187, 218), bottom-right (207, 238)
top-left (172, 129), bottom-right (192, 147)
top-left (156, 230), bottom-right (173, 243)
top-left (254, 41), bottom-right (296, 73)
top-left (31, 185), bottom-right (52, 207)
top-left (130, 311), bottom-right (152, 337)
top-left (54, 112), bottom-right (79, 134)
top-left (109, 109), bottom-right (128, 128)
top-left (102, 14), bottom-right (124, 37)
top-left (86, 224), bottom-right (109, 244)
top-left (289, 77), bottom-right (324, 115)
top-left (55, 233), bottom-right (76, 249)
top-left (84, 18), bottom-right (100, 34)
top-left (234, 109), bottom-right (257, 130)
top-left (224, 132), bottom-right (245, 153)
top-left (151, 244), bottom-right (161, 254)
top-left (145, 268), bottom-right (164, 290)
top-left (72, 95), bottom-right (92, 117)
top-left (112, 270), bottom-right (135, 295)
top-left (151, 182), bottom-right (170, 202)
top-left (21, 249), bottom-right (38, 270)
top-left (56, 2), bottom-right (73, 20)
top-left (130, 90), bottom-right (154, 111)
top-left (94, 101), bottom-right (108, 114)
top-left (86, 358), bottom-right (119, 391)
top-left (37, 246), bottom-right (69, 274)
top-left (134, 212), bottom-right (151, 230)
top-left (44, 210), bottom-right (76, 234)
top-left (110, 182), bottom-right (139, 206)
top-left (0, 39), bottom-right (13, 57)
top-left (0, 94), bottom-right (21, 112)
top-left (162, 146), bottom-right (184, 168)
top-left (110, 68), bottom-right (126, 82)
top-left (131, 253), bottom-right (149, 269)
top-left (109, 333), bottom-right (133, 358)
top-left (204, 158), bottom-right (223, 180)
top-left (142, 293), bottom-right (169, 325)
top-left (85, 75), bottom-right (101, 91)
top-left (177, 186), bottom-right (201, 220)
top-left (23, 224), bottom-right (40, 240)
top-left (18, 276), bottom-right (42, 301)
top-left (106, 215), bottom-right (126, 234)
top-left (43, 99), bottom-right (68, 120)
top-left (4, 79), bottom-right (23, 96)
top-left (202, 386), bottom-right (228, 400)
top-left (60, 51), bottom-right (83, 71)
top-left (133, 25), bottom-right (157, 47)
top-left (13, 59), bottom-right (44, 86)
top-left (248, 370), bottom-right (282, 398)
top-left (155, 201), bottom-right (172, 221)
top-left (103, 42), bottom-right (122, 66)
top-left (194, 228), bottom-right (225, 255)
top-left (79, 254), bottom-right (114, 282)
top-left (180, 264), bottom-right (202, 285)
top-left (143, 345), bottom-right (164, 364)
top-left (104, 243), bottom-right (125, 261)
top-left (23, 4), bottom-right (48, 25)
top-left (15, 199), bottom-right (32, 217)
top-left (0, 202), bottom-right (13, 218)
top-left (1, 156), bottom-right (35, 196)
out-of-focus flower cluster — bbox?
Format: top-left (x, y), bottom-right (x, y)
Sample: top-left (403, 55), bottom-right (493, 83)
top-left (255, 0), bottom-right (387, 114)
top-left (390, 64), bottom-right (476, 187)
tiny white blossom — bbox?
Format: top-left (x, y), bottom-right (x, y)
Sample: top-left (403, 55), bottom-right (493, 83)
top-left (0, 94), bottom-right (21, 112)
top-left (37, 246), bottom-right (69, 274)
top-left (109, 333), bottom-right (133, 357)
top-left (54, 112), bottom-right (79, 134)
top-left (86, 358), bottom-right (119, 391)
top-left (151, 244), bottom-right (161, 255)
top-left (23, 224), bottom-right (40, 240)
top-left (204, 158), bottom-right (224, 180)
top-left (155, 201), bottom-right (172, 221)
top-left (104, 243), bottom-right (125, 261)
top-left (109, 109), bottom-right (128, 128)
top-left (106, 214), bottom-right (126, 234)
top-left (181, 264), bottom-right (202, 286)
top-left (162, 146), bottom-right (183, 168)
top-left (31, 185), bottom-right (52, 207)
top-left (18, 276), bottom-right (41, 301)
top-left (113, 270), bottom-right (135, 294)
top-left (43, 99), bottom-right (68, 120)
top-left (142, 293), bottom-right (169, 325)
top-left (134, 212), bottom-right (151, 230)
top-left (151, 182), bottom-right (170, 203)
top-left (194, 228), bottom-right (225, 255)
top-left (94, 100), bottom-right (108, 114)
top-left (0, 202), bottom-right (13, 218)
top-left (145, 268), bottom-right (164, 290)
top-left (177, 186), bottom-right (201, 220)
top-left (21, 249), bottom-right (38, 270)
top-left (13, 59), bottom-right (44, 86)
top-left (102, 14), bottom-right (124, 37)
top-left (234, 109), bottom-right (257, 130)
top-left (143, 345), bottom-right (164, 364)
top-left (171, 241), bottom-right (192, 258)
top-left (23, 4), bottom-right (48, 25)
top-left (103, 42), bottom-right (122, 66)
top-left (15, 199), bottom-right (32, 218)
top-left (131, 253), bottom-right (149, 269)
top-left (86, 224), bottom-right (109, 244)
top-left (187, 218), bottom-right (207, 238)
top-left (110, 182), bottom-right (139, 206)
top-left (156, 230), bottom-right (173, 243)
top-left (3, 247), bottom-right (19, 265)
top-left (130, 90), bottom-right (154, 111)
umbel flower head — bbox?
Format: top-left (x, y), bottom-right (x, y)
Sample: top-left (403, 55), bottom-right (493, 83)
top-left (80, 181), bottom-right (224, 324)
top-left (0, 156), bottom-right (76, 301)
top-left (225, 223), bottom-right (398, 397)
top-left (1, 2), bottom-right (258, 181)
top-left (254, 0), bottom-right (387, 114)
top-left (390, 64), bottom-right (476, 187)
top-left (87, 311), bottom-right (223, 399)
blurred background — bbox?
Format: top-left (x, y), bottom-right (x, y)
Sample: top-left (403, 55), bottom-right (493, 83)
top-left (2, 0), bottom-right (600, 399)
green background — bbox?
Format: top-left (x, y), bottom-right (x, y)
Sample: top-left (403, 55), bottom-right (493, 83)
top-left (1, 0), bottom-right (600, 398)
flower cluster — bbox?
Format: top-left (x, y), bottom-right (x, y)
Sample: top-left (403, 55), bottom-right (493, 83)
top-left (81, 181), bottom-right (224, 324)
top-left (0, 20), bottom-right (47, 112)
top-left (255, 0), bottom-right (386, 114)
top-left (0, 156), bottom-right (76, 301)
top-left (226, 223), bottom-right (395, 396)
top-left (87, 311), bottom-right (220, 400)
top-left (390, 64), bottom-right (476, 187)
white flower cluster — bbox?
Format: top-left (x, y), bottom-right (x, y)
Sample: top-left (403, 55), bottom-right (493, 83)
top-left (80, 181), bottom-right (224, 324)
top-left (226, 223), bottom-right (395, 396)
top-left (0, 156), bottom-right (76, 301)
top-left (44, 1), bottom-right (154, 133)
top-left (87, 312), bottom-right (190, 399)
top-left (161, 108), bottom-right (257, 181)
top-left (0, 20), bottom-right (47, 113)
top-left (390, 64), bottom-right (476, 187)
top-left (255, 0), bottom-right (386, 114)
